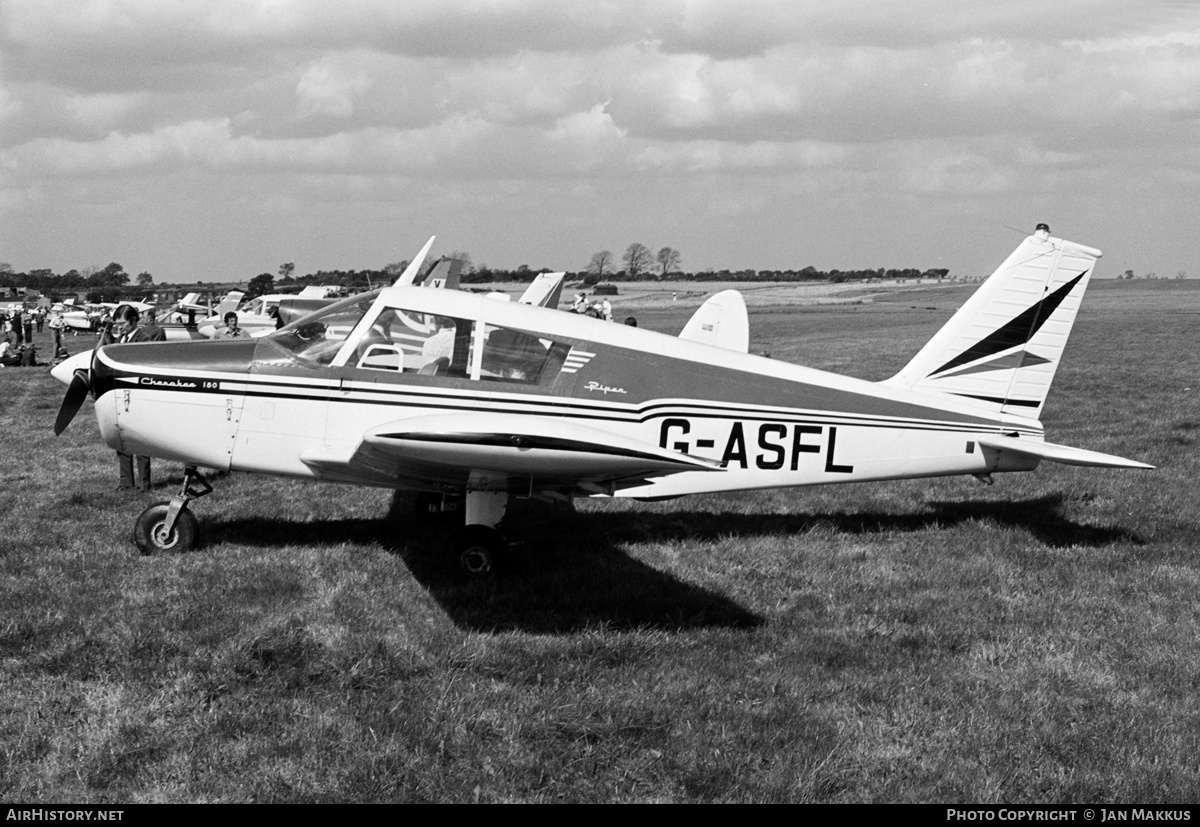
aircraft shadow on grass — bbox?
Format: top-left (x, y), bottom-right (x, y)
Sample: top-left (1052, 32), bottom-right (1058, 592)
top-left (193, 491), bottom-right (1138, 635)
top-left (591, 493), bottom-right (1143, 550)
top-left (197, 509), bottom-right (759, 635)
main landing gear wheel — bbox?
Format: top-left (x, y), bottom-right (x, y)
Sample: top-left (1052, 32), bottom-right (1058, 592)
top-left (134, 502), bottom-right (199, 555)
top-left (450, 525), bottom-right (507, 577)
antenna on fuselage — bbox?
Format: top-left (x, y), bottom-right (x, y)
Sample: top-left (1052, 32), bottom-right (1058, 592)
top-left (393, 236), bottom-right (436, 287)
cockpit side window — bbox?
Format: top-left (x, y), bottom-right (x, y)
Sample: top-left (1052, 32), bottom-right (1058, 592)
top-left (350, 307), bottom-right (473, 377)
top-left (267, 294), bottom-right (376, 366)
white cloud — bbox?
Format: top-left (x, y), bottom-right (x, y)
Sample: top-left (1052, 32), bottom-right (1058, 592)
top-left (546, 103), bottom-right (628, 171)
top-left (296, 55), bottom-right (373, 119)
top-left (66, 92), bottom-right (145, 131)
top-left (632, 138), bottom-right (848, 173)
top-left (0, 85), bottom-right (24, 124)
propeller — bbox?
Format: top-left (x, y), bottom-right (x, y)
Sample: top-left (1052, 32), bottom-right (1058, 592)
top-left (54, 370), bottom-right (91, 435)
top-left (51, 350), bottom-right (96, 436)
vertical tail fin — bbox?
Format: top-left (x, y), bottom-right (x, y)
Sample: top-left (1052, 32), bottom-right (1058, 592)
top-left (214, 290), bottom-right (244, 319)
top-left (518, 272), bottom-right (567, 308)
top-left (883, 226), bottom-right (1101, 419)
top-left (679, 290), bottom-right (750, 353)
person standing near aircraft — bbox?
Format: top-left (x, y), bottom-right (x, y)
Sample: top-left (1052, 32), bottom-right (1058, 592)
top-left (219, 311), bottom-right (244, 339)
top-left (48, 311), bottom-right (66, 360)
top-left (0, 318), bottom-right (17, 367)
top-left (140, 307), bottom-right (166, 343)
top-left (104, 305), bottom-right (157, 491)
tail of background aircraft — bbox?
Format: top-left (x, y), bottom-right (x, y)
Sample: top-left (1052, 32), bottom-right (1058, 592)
top-left (679, 290), bottom-right (750, 353)
top-left (418, 258), bottom-right (463, 290)
top-left (883, 226), bottom-right (1101, 420)
top-left (518, 272), bottom-right (567, 308)
top-left (215, 291), bottom-right (245, 318)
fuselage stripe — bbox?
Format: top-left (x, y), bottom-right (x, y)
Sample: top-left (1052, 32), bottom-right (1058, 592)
top-left (102, 363), bottom-right (1044, 440)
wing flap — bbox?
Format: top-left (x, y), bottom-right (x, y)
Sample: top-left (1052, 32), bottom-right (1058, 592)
top-left (977, 435), bottom-right (1154, 469)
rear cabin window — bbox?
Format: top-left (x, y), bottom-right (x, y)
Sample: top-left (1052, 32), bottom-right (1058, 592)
top-left (478, 324), bottom-right (570, 385)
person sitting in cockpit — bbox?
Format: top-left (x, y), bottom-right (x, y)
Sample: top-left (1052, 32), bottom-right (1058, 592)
top-left (419, 316), bottom-right (455, 372)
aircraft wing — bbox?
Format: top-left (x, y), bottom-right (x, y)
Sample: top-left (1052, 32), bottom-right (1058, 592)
top-left (976, 435), bottom-right (1154, 469)
top-left (300, 412), bottom-right (723, 494)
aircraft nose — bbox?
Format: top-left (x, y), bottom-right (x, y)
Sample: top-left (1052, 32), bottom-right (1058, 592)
top-left (51, 350), bottom-right (92, 386)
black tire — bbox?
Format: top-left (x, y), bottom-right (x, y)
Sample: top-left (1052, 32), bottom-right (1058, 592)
top-left (133, 501), bottom-right (199, 555)
top-left (450, 525), bottom-right (506, 577)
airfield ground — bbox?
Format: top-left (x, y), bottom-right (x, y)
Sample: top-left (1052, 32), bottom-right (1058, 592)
top-left (1, 279), bottom-right (1197, 802)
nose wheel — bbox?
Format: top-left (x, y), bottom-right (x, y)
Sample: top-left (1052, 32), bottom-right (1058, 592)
top-left (134, 502), bottom-right (199, 554)
top-left (132, 465), bottom-right (213, 555)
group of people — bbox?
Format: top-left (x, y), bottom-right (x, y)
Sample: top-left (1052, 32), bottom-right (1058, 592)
top-left (571, 292), bottom-right (614, 321)
top-left (0, 308), bottom-right (41, 367)
top-left (569, 292), bottom-right (638, 327)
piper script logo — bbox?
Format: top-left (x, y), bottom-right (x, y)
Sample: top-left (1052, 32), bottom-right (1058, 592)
top-left (584, 381), bottom-right (627, 395)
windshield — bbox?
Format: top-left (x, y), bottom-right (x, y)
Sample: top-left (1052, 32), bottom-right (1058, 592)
top-left (266, 291), bottom-right (379, 365)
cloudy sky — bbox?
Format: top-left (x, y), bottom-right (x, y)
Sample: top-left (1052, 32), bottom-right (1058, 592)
top-left (2, 0), bottom-right (1198, 283)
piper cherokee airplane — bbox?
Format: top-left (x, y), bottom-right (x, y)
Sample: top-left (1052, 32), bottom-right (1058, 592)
top-left (51, 225), bottom-right (1152, 574)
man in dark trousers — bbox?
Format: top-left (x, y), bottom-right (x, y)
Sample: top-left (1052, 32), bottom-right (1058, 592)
top-left (103, 305), bottom-right (164, 491)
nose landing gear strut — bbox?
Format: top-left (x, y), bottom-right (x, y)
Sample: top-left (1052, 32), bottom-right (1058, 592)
top-left (133, 465), bottom-right (213, 555)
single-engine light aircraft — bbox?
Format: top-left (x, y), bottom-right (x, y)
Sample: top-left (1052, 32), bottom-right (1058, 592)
top-left (52, 225), bottom-right (1152, 574)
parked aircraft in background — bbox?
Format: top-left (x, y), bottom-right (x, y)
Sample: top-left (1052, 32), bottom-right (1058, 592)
top-left (61, 299), bottom-right (157, 332)
top-left (197, 286), bottom-right (347, 339)
top-left (51, 226), bottom-right (1151, 575)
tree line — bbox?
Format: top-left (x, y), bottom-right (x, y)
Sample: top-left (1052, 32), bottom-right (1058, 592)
top-left (2, 248), bottom-right (962, 303)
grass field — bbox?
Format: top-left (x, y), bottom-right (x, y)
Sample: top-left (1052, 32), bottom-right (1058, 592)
top-left (2, 279), bottom-right (1198, 803)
